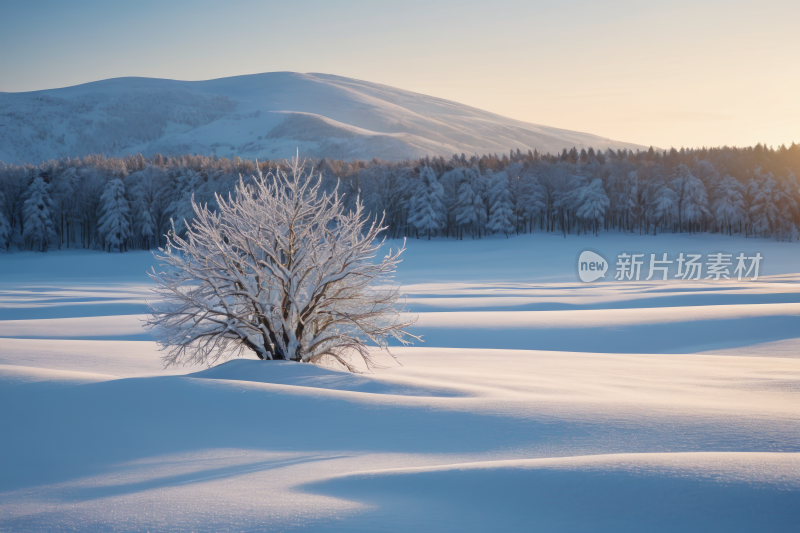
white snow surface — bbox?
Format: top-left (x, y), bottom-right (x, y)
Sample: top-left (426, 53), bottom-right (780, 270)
top-left (0, 72), bottom-right (646, 164)
top-left (1, 233), bottom-right (799, 531)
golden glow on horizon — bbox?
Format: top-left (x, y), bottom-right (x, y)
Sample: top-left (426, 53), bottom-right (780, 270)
top-left (1, 0), bottom-right (797, 150)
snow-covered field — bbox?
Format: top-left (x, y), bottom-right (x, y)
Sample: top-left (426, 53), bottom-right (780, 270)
top-left (1, 233), bottom-right (799, 531)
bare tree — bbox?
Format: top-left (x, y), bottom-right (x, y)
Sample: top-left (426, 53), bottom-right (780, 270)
top-left (146, 156), bottom-right (417, 372)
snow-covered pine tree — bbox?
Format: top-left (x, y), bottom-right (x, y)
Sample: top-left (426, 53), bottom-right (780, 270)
top-left (473, 169), bottom-right (490, 222)
top-left (370, 166), bottom-right (412, 239)
top-left (506, 170), bottom-right (541, 234)
top-left (520, 174), bottom-right (546, 233)
top-left (562, 173), bottom-right (588, 235)
top-left (167, 168), bottom-right (202, 237)
top-left (0, 213), bottom-right (9, 251)
top-left (777, 172), bottom-right (800, 240)
top-left (355, 165), bottom-right (386, 221)
top-left (668, 165), bottom-right (692, 232)
top-left (542, 164), bottom-right (577, 237)
top-left (784, 172), bottom-right (800, 205)
top-left (608, 170), bottom-right (637, 233)
top-left (439, 167), bottom-right (467, 237)
top-left (2, 147), bottom-right (798, 246)
top-left (712, 176), bottom-right (746, 235)
top-left (75, 167), bottom-right (106, 249)
top-left (749, 171), bottom-right (786, 237)
top-left (408, 166), bottom-right (445, 239)
top-left (51, 167), bottom-right (79, 248)
top-left (455, 167), bottom-right (486, 239)
top-left (97, 178), bottom-right (131, 252)
top-left (127, 164), bottom-right (171, 248)
top-left (744, 168), bottom-right (800, 240)
top-left (680, 175), bottom-right (710, 234)
top-left (139, 207), bottom-right (155, 249)
top-left (22, 177), bottom-right (57, 252)
top-left (693, 160), bottom-right (721, 196)
top-left (0, 190), bottom-right (10, 251)
top-left (576, 179), bottom-right (610, 235)
top-left (146, 155), bottom-right (417, 372)
top-left (487, 171), bottom-right (514, 236)
top-left (634, 169), bottom-right (653, 234)
top-left (650, 183), bottom-right (677, 235)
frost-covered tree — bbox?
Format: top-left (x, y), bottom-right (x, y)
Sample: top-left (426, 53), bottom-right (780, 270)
top-left (139, 207), bottom-right (155, 249)
top-left (748, 170), bottom-right (793, 237)
top-left (650, 184), bottom-right (677, 235)
top-left (712, 176), bottom-right (746, 235)
top-left (564, 173), bottom-right (589, 235)
top-left (522, 174), bottom-right (547, 232)
top-left (51, 167), bottom-right (79, 248)
top-left (541, 164), bottom-right (576, 237)
top-left (693, 160), bottom-right (720, 189)
top-left (2, 145), bottom-right (799, 245)
top-left (368, 166), bottom-right (412, 239)
top-left (0, 191), bottom-right (10, 251)
top-left (168, 168), bottom-right (203, 237)
top-left (784, 172), bottom-right (800, 206)
top-left (487, 171), bottom-right (514, 236)
top-left (439, 167), bottom-right (464, 237)
top-left (680, 175), bottom-right (710, 234)
top-left (668, 165), bottom-right (693, 232)
top-left (777, 172), bottom-right (800, 239)
top-left (73, 167), bottom-right (105, 249)
top-left (507, 170), bottom-right (544, 234)
top-left (97, 178), bottom-right (131, 252)
top-left (608, 169), bottom-right (637, 232)
top-left (1, 164), bottom-right (33, 238)
top-left (146, 156), bottom-right (418, 372)
top-left (22, 177), bottom-right (57, 252)
top-left (407, 166), bottom-right (445, 239)
top-left (455, 167), bottom-right (486, 239)
top-left (127, 164), bottom-right (171, 247)
top-left (576, 179), bottom-right (610, 235)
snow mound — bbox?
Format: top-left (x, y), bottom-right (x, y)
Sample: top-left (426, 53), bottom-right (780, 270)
top-left (0, 363), bottom-right (114, 386)
top-left (189, 359), bottom-right (465, 397)
top-left (304, 452), bottom-right (800, 532)
top-left (1, 234), bottom-right (799, 530)
top-left (411, 303), bottom-right (800, 353)
top-left (0, 314), bottom-right (149, 340)
top-left (0, 72), bottom-right (646, 163)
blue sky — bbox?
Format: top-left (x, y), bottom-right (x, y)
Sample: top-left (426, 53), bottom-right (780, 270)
top-left (1, 0), bottom-right (797, 148)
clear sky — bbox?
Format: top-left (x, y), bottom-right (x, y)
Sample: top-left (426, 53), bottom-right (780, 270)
top-left (1, 0), bottom-right (797, 150)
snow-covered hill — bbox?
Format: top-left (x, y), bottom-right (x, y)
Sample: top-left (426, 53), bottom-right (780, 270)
top-left (0, 72), bottom-right (647, 163)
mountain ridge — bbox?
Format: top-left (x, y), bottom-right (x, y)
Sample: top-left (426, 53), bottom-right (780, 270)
top-left (0, 72), bottom-right (647, 164)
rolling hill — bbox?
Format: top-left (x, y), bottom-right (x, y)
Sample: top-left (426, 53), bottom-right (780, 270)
top-left (0, 72), bottom-right (647, 163)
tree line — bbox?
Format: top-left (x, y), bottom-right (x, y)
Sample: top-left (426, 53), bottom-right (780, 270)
top-left (1, 143), bottom-right (799, 252)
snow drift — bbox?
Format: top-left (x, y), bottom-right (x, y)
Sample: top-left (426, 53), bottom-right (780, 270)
top-left (1, 234), bottom-right (798, 531)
